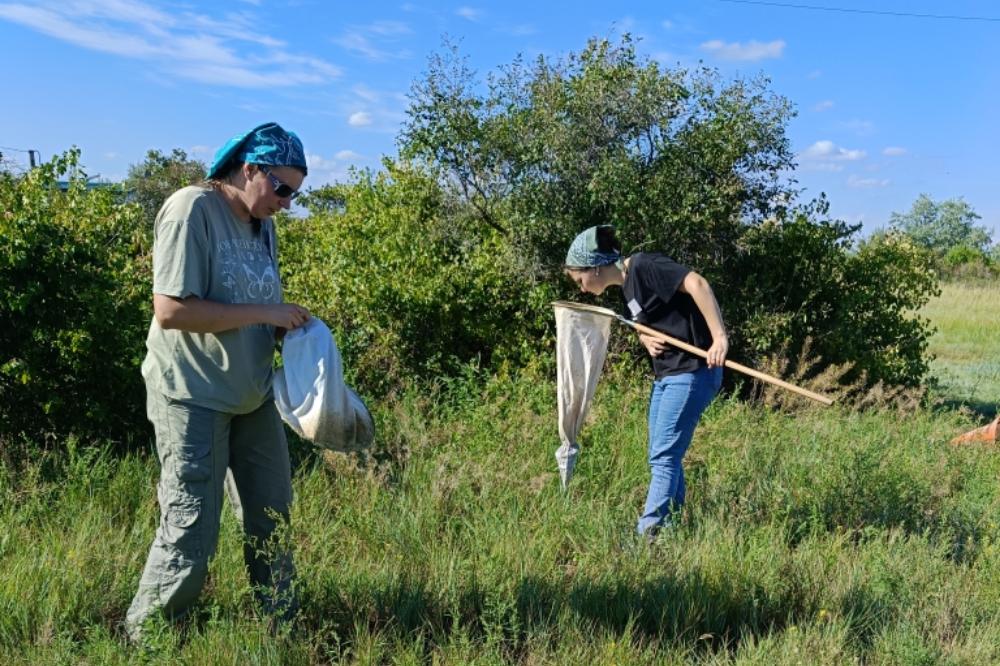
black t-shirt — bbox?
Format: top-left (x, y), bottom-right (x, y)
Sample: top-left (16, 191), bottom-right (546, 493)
top-left (621, 252), bottom-right (713, 379)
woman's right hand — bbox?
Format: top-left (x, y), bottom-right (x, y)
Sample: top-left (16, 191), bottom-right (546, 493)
top-left (639, 332), bottom-right (667, 357)
top-left (266, 303), bottom-right (311, 330)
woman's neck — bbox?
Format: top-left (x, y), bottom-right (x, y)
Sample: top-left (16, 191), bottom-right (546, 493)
top-left (214, 181), bottom-right (251, 223)
top-left (605, 262), bottom-right (626, 288)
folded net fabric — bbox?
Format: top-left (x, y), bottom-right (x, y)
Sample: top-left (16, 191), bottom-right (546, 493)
top-left (274, 317), bottom-right (375, 452)
top-left (554, 305), bottom-right (611, 489)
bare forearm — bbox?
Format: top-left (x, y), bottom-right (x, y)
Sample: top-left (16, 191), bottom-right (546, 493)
top-left (153, 294), bottom-right (275, 333)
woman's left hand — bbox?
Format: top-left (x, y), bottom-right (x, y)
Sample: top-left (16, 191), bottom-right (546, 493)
top-left (705, 335), bottom-right (729, 368)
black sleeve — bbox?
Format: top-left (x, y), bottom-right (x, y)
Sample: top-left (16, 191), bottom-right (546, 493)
top-left (626, 254), bottom-right (691, 323)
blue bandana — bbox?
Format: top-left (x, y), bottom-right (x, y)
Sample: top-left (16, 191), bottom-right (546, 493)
top-left (565, 225), bottom-right (622, 268)
top-left (206, 122), bottom-right (308, 179)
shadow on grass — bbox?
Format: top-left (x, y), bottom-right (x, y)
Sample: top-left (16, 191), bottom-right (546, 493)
top-left (935, 397), bottom-right (997, 422)
top-left (296, 571), bottom-right (813, 658)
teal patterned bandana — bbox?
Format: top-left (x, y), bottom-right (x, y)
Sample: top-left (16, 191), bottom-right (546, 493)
top-left (206, 122), bottom-right (308, 179)
top-left (564, 225), bottom-right (621, 268)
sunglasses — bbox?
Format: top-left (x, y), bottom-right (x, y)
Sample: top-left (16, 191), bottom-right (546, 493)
top-left (259, 165), bottom-right (301, 200)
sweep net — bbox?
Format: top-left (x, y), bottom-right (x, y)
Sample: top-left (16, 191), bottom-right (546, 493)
top-left (554, 304), bottom-right (612, 489)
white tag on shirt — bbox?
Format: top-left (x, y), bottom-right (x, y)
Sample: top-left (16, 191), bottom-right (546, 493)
top-left (627, 298), bottom-right (642, 319)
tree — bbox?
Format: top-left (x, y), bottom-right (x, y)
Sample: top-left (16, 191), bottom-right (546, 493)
top-left (402, 36), bottom-right (797, 282)
top-left (124, 148), bottom-right (206, 225)
top-left (385, 36), bottom-right (939, 390)
top-left (890, 194), bottom-right (991, 255)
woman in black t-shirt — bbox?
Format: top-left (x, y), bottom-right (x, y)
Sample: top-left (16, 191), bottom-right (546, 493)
top-left (564, 225), bottom-right (728, 538)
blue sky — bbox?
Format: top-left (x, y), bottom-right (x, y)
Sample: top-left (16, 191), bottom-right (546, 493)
top-left (3, 0), bottom-right (998, 238)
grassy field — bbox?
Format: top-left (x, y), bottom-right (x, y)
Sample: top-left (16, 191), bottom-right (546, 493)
top-left (2, 282), bottom-right (1000, 664)
top-left (924, 281), bottom-right (1000, 415)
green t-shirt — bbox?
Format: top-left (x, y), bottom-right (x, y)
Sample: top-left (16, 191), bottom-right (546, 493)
top-left (141, 186), bottom-right (282, 414)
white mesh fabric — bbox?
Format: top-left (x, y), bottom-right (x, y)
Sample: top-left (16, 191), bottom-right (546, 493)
top-left (555, 305), bottom-right (611, 489)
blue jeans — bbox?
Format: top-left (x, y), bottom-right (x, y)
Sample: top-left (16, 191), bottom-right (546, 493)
top-left (637, 365), bottom-right (722, 536)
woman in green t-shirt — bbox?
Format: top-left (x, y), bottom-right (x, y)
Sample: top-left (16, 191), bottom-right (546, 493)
top-left (127, 122), bottom-right (311, 640)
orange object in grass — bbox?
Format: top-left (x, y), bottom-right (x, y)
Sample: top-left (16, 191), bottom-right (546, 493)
top-left (950, 416), bottom-right (1000, 445)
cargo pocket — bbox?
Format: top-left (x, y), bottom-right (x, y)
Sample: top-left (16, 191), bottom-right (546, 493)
top-left (161, 489), bottom-right (204, 559)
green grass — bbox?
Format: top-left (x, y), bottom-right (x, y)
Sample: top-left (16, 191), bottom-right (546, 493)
top-left (3, 282), bottom-right (1000, 664)
top-left (924, 281), bottom-right (1000, 415)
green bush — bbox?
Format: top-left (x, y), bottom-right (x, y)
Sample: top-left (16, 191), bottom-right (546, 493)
top-left (943, 244), bottom-right (988, 268)
top-left (733, 214), bottom-right (939, 387)
top-left (284, 160), bottom-right (557, 395)
top-left (0, 150), bottom-right (152, 449)
top-left (939, 244), bottom-right (996, 282)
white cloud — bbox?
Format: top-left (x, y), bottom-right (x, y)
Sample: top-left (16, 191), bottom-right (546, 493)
top-left (303, 152), bottom-right (357, 186)
top-left (188, 145), bottom-right (212, 156)
top-left (807, 69), bottom-right (822, 79)
top-left (236, 102), bottom-right (268, 113)
top-left (662, 20), bottom-right (674, 30)
top-left (331, 31), bottom-right (381, 59)
top-left (332, 21), bottom-right (412, 61)
top-left (700, 39), bottom-right (785, 61)
top-left (847, 175), bottom-right (890, 189)
top-left (0, 0), bottom-right (341, 88)
top-left (813, 100), bottom-right (834, 112)
top-left (352, 84), bottom-right (382, 103)
top-left (800, 140), bottom-right (866, 162)
top-left (347, 84), bottom-right (407, 115)
top-left (456, 6), bottom-right (483, 21)
top-left (304, 148), bottom-right (375, 186)
top-left (305, 150), bottom-right (365, 182)
top-left (306, 153), bottom-right (340, 170)
top-left (348, 111), bottom-right (373, 127)
top-left (883, 146), bottom-right (907, 156)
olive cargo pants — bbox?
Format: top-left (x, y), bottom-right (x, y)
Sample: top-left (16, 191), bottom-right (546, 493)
top-left (126, 390), bottom-right (296, 638)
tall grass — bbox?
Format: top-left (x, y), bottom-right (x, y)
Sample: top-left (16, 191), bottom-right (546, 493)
top-left (924, 281), bottom-right (1000, 414)
top-left (2, 284), bottom-right (1000, 663)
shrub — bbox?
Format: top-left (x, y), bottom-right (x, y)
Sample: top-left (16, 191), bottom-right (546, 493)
top-left (938, 244), bottom-right (996, 282)
top-left (733, 213), bottom-right (939, 388)
top-left (283, 160), bottom-right (556, 395)
top-left (0, 150), bottom-right (152, 450)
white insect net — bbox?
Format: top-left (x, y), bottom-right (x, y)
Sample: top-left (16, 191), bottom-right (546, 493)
top-left (554, 304), bottom-right (612, 489)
